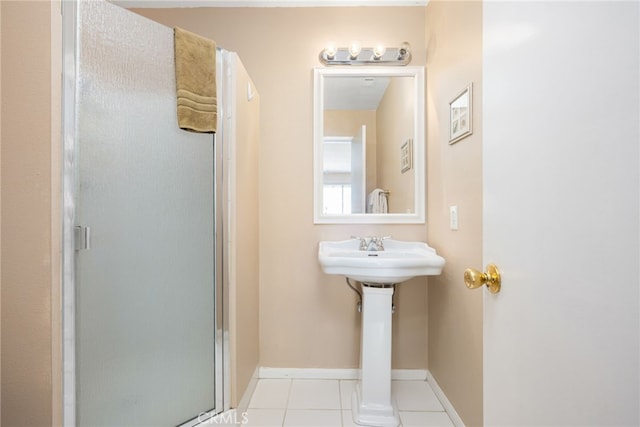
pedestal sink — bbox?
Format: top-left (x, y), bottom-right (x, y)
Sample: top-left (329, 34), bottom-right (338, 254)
top-left (318, 238), bottom-right (445, 427)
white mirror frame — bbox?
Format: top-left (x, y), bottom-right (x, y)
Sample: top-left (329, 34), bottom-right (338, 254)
top-left (313, 66), bottom-right (425, 224)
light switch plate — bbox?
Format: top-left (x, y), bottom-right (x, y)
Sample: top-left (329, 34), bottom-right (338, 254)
top-left (450, 205), bottom-right (459, 230)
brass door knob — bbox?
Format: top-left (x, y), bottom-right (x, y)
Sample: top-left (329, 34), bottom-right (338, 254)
top-left (464, 264), bottom-right (501, 294)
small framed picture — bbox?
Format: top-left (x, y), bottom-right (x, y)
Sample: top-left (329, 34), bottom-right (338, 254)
top-left (449, 83), bottom-right (473, 144)
top-left (401, 139), bottom-right (412, 173)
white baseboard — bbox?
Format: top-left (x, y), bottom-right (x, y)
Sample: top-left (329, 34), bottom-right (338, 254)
top-left (258, 367), bottom-right (427, 381)
top-left (259, 367), bottom-right (359, 379)
top-left (426, 371), bottom-right (465, 427)
top-left (236, 365), bottom-right (259, 413)
top-left (391, 369), bottom-right (428, 380)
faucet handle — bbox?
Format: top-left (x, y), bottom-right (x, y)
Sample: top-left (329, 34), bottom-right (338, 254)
top-left (371, 236), bottom-right (389, 251)
top-left (350, 235), bottom-right (369, 250)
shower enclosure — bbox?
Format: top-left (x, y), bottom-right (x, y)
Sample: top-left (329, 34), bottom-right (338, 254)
top-left (62, 1), bottom-right (234, 425)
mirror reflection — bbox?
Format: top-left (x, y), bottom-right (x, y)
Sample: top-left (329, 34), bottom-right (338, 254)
top-left (323, 75), bottom-right (415, 215)
top-left (314, 67), bottom-right (425, 224)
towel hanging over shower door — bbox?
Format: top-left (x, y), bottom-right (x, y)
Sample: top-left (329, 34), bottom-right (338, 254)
top-left (71, 2), bottom-right (220, 426)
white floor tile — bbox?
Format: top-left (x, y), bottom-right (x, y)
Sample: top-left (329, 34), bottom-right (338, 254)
top-left (400, 411), bottom-right (454, 427)
top-left (341, 410), bottom-right (358, 427)
top-left (246, 378), bottom-right (456, 427)
top-left (242, 408), bottom-right (286, 427)
top-left (207, 410), bottom-right (242, 427)
top-left (287, 379), bottom-right (341, 410)
top-left (283, 409), bottom-right (342, 427)
top-left (339, 380), bottom-right (357, 410)
top-left (249, 379), bottom-right (291, 409)
top-left (392, 380), bottom-right (444, 411)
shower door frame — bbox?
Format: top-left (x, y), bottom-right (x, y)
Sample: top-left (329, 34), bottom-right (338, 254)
top-left (60, 2), bottom-right (229, 425)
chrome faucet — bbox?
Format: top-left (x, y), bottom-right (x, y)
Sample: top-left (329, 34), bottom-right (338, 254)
top-left (352, 236), bottom-right (391, 251)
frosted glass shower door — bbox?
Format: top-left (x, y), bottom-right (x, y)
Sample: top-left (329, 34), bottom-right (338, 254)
top-left (74, 2), bottom-right (218, 425)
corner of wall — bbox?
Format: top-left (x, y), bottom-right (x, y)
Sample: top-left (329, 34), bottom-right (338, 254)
top-left (425, 1), bottom-right (483, 426)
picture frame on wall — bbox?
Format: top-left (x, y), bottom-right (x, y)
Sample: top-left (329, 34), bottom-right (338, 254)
top-left (449, 83), bottom-right (473, 144)
top-left (401, 139), bottom-right (412, 173)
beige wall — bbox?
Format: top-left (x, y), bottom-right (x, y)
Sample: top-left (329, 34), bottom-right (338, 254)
top-left (134, 7), bottom-right (429, 370)
top-left (377, 77), bottom-right (415, 213)
top-left (1, 1), bottom-right (58, 425)
top-left (324, 110), bottom-right (376, 140)
top-left (228, 55), bottom-right (261, 406)
top-left (425, 1), bottom-right (483, 426)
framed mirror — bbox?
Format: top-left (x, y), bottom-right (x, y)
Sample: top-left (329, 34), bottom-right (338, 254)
top-left (313, 67), bottom-right (425, 224)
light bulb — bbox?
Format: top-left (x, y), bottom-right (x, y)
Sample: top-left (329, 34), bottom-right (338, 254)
top-left (373, 44), bottom-right (386, 59)
top-left (348, 41), bottom-right (362, 59)
top-left (398, 41), bottom-right (411, 59)
top-left (324, 44), bottom-right (337, 59)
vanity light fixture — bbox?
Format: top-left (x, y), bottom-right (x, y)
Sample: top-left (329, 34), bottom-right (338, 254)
top-left (319, 41), bottom-right (412, 66)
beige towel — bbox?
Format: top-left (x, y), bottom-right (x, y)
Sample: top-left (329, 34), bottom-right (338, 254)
top-left (174, 27), bottom-right (217, 133)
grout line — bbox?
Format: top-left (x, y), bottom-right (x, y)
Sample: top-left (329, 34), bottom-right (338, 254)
top-left (281, 378), bottom-right (292, 427)
top-left (337, 379), bottom-right (344, 426)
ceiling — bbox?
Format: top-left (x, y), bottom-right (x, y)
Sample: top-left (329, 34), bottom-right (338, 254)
top-left (115, 0), bottom-right (427, 7)
top-left (324, 76), bottom-right (390, 110)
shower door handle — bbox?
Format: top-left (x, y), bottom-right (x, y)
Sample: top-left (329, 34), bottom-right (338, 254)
top-left (74, 226), bottom-right (91, 251)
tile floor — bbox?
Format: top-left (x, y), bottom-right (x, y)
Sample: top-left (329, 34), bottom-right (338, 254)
top-left (213, 379), bottom-right (455, 427)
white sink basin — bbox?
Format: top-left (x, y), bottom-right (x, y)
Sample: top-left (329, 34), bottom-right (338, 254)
top-left (318, 238), bottom-right (446, 284)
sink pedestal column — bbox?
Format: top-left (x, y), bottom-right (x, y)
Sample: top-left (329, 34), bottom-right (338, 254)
top-left (352, 284), bottom-right (400, 427)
